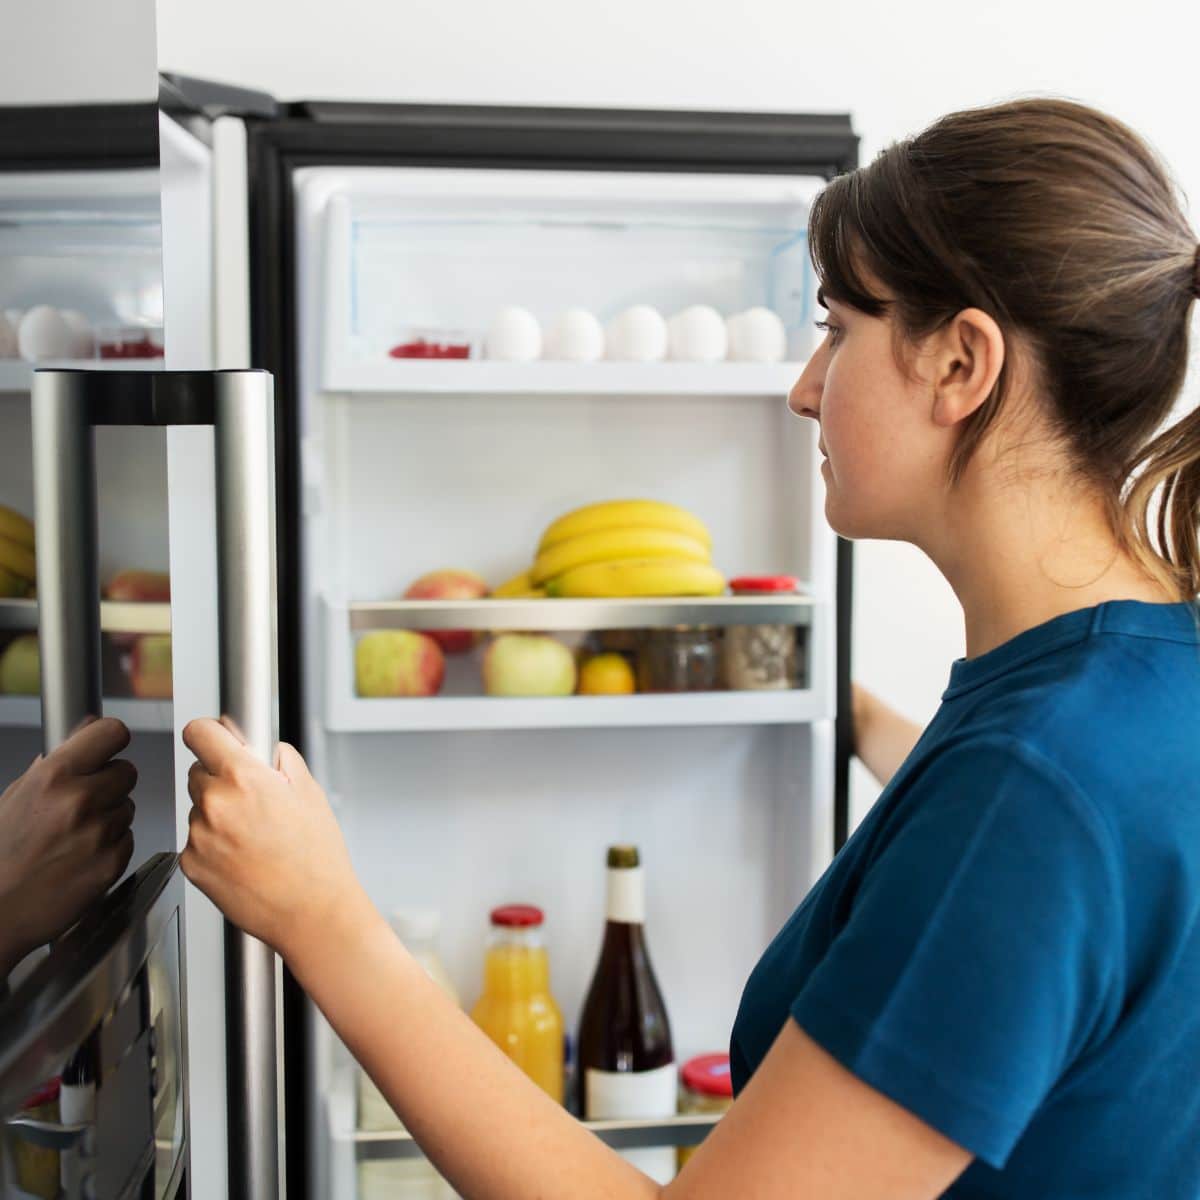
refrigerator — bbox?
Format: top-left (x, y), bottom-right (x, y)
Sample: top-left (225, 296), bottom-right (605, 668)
top-left (231, 99), bottom-right (859, 1200)
top-left (0, 91), bottom-right (860, 1200)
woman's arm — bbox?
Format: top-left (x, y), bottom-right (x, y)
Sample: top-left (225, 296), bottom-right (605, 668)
top-left (852, 684), bottom-right (924, 787)
top-left (181, 718), bottom-right (971, 1200)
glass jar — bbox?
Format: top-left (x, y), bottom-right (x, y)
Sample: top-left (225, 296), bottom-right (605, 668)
top-left (471, 905), bottom-right (565, 1103)
top-left (11, 1078), bottom-right (61, 1199)
top-left (636, 626), bottom-right (720, 693)
top-left (677, 1053), bottom-right (733, 1169)
top-left (722, 576), bottom-right (801, 691)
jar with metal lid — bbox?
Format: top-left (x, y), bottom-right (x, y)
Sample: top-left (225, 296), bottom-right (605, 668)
top-left (677, 1053), bottom-right (733, 1168)
top-left (636, 626), bottom-right (721, 693)
top-left (722, 576), bottom-right (800, 691)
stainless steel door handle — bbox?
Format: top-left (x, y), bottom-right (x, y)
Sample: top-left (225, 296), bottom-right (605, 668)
top-left (30, 368), bottom-right (281, 1200)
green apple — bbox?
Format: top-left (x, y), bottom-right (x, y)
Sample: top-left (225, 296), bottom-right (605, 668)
top-left (0, 635), bottom-right (39, 695)
top-left (482, 634), bottom-right (577, 697)
top-left (356, 630), bottom-right (445, 698)
top-left (131, 634), bottom-right (172, 699)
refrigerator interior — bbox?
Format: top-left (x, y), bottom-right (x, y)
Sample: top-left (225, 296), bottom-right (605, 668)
top-left (294, 165), bottom-right (837, 1199)
top-left (0, 166), bottom-right (175, 883)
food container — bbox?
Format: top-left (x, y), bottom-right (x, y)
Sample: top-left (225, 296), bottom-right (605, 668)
top-left (97, 325), bottom-right (164, 360)
top-left (11, 1078), bottom-right (61, 1198)
top-left (387, 327), bottom-right (476, 360)
top-left (677, 1053), bottom-right (733, 1168)
top-left (636, 626), bottom-right (720, 693)
top-left (722, 576), bottom-right (800, 691)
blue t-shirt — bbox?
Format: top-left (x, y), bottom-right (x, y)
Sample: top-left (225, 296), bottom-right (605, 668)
top-left (731, 600), bottom-right (1200, 1198)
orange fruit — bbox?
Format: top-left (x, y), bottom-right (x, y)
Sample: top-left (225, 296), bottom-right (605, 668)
top-left (577, 652), bottom-right (636, 695)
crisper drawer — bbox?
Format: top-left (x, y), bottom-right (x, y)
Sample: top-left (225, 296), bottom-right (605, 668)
top-left (302, 167), bottom-right (824, 393)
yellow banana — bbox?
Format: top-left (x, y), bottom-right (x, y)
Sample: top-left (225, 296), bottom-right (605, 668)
top-left (531, 526), bottom-right (710, 586)
top-left (0, 563), bottom-right (27, 598)
top-left (492, 570), bottom-right (537, 599)
top-left (0, 534), bottom-right (35, 583)
top-left (0, 505), bottom-right (34, 551)
top-left (538, 500), bottom-right (710, 553)
top-left (546, 557), bottom-right (727, 598)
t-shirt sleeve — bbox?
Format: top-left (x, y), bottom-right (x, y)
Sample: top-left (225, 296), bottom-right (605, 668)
top-left (790, 737), bottom-right (1123, 1169)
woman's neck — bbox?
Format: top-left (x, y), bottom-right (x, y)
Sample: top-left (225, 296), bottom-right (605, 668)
top-left (920, 460), bottom-right (1176, 660)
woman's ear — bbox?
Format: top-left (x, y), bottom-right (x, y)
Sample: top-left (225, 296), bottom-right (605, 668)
top-left (928, 307), bottom-right (1006, 428)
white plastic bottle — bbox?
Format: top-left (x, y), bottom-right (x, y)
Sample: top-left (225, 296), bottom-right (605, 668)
top-left (357, 909), bottom-right (461, 1200)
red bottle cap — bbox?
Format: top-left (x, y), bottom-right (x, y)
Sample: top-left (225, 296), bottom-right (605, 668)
top-left (728, 575), bottom-right (801, 594)
top-left (681, 1053), bottom-right (733, 1098)
top-left (22, 1077), bottom-right (61, 1109)
top-left (490, 904), bottom-right (544, 928)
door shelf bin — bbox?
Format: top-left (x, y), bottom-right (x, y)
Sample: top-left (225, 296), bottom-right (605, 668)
top-left (0, 598), bottom-right (171, 635)
top-left (324, 595), bottom-right (830, 732)
top-left (352, 1114), bottom-right (721, 1162)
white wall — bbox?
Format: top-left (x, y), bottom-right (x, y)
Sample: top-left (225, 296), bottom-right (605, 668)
top-left (157, 0), bottom-right (1200, 825)
top-left (0, 0), bottom-right (158, 105)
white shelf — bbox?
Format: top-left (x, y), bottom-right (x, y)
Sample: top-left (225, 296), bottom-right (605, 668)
top-left (323, 359), bottom-right (804, 397)
top-left (0, 695), bottom-right (173, 732)
top-left (0, 359), bottom-right (165, 394)
top-left (329, 689), bottom-right (824, 733)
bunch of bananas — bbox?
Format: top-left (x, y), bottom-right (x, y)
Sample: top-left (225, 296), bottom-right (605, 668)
top-left (0, 504), bottom-right (35, 599)
top-left (494, 500), bottom-right (726, 599)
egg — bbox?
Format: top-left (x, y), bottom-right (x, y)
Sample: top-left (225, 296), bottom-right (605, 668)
top-left (59, 310), bottom-right (95, 359)
top-left (667, 305), bottom-right (728, 363)
top-left (726, 307), bottom-right (787, 363)
top-left (544, 308), bottom-right (604, 362)
top-left (485, 306), bottom-right (542, 362)
top-left (0, 315), bottom-right (16, 359)
top-left (17, 306), bottom-right (73, 363)
top-left (604, 305), bottom-right (668, 362)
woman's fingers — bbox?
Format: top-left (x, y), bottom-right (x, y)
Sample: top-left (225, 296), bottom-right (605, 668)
top-left (183, 717), bottom-right (256, 776)
top-left (275, 741), bottom-right (314, 786)
top-left (50, 717), bottom-right (132, 776)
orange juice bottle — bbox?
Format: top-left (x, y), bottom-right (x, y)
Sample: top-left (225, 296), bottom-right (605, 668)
top-left (471, 905), bottom-right (564, 1103)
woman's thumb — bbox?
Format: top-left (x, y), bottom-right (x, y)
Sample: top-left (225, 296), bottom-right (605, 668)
top-left (275, 741), bottom-right (315, 786)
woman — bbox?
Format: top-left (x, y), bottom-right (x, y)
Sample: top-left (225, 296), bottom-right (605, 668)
top-left (181, 97), bottom-right (1200, 1197)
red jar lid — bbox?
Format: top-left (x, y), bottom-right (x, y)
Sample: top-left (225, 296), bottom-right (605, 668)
top-left (490, 904), bottom-right (544, 928)
top-left (23, 1077), bottom-right (61, 1109)
top-left (728, 575), bottom-right (800, 594)
top-left (681, 1053), bottom-right (733, 1098)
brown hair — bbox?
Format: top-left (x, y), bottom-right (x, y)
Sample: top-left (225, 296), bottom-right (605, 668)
top-left (809, 97), bottom-right (1200, 598)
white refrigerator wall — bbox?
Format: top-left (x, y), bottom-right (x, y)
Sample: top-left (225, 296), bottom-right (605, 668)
top-left (158, 0), bottom-right (1200, 829)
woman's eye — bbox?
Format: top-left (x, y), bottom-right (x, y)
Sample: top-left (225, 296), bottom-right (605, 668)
top-left (814, 319), bottom-right (842, 346)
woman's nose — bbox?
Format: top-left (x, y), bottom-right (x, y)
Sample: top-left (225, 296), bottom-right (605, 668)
top-left (787, 352), bottom-right (823, 420)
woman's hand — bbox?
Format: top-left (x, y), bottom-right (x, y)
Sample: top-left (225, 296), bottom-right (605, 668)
top-left (851, 684), bottom-right (924, 788)
top-left (180, 718), bottom-right (363, 959)
top-left (0, 717), bottom-right (137, 978)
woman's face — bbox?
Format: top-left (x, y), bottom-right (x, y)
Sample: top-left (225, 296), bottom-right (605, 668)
top-left (788, 293), bottom-right (950, 544)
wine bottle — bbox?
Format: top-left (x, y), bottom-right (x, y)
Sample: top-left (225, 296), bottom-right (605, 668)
top-left (576, 845), bottom-right (676, 1184)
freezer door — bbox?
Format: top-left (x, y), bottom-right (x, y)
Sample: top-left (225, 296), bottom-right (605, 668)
top-left (5, 368), bottom-right (282, 1200)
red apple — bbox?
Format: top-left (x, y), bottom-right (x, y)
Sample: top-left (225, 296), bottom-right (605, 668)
top-left (130, 634), bottom-right (172, 699)
top-left (105, 570), bottom-right (170, 651)
top-left (356, 631), bottom-right (445, 697)
top-left (402, 568), bottom-right (489, 655)
top-left (104, 569), bottom-right (170, 602)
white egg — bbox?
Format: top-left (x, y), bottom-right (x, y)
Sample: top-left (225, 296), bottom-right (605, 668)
top-left (485, 306), bottom-right (542, 362)
top-left (59, 310), bottom-right (95, 359)
top-left (544, 308), bottom-right (604, 362)
top-left (726, 307), bottom-right (787, 363)
top-left (0, 315), bottom-right (16, 359)
top-left (667, 305), bottom-right (728, 363)
top-left (17, 306), bottom-right (73, 363)
top-left (604, 305), bottom-right (668, 362)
